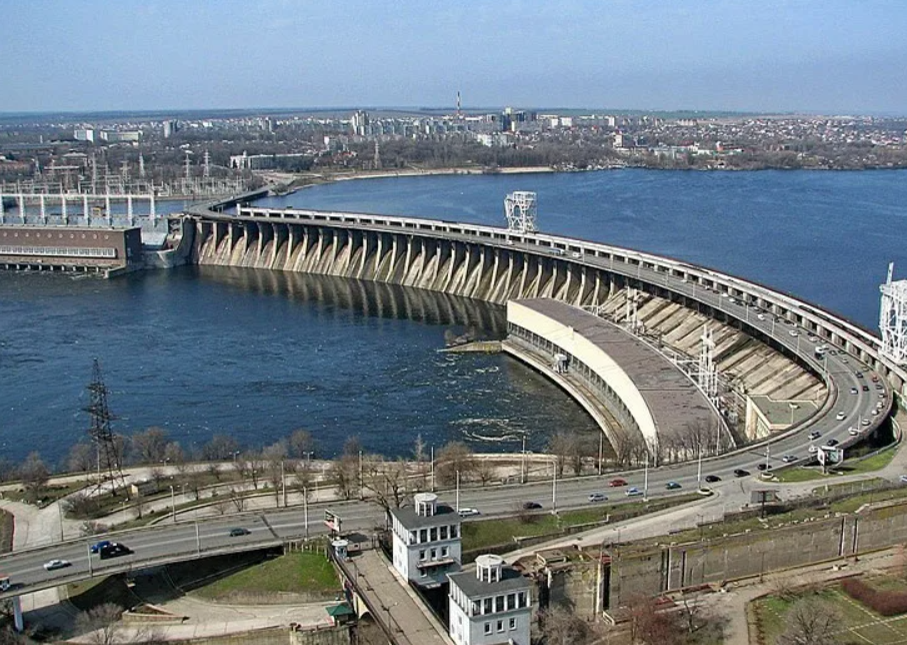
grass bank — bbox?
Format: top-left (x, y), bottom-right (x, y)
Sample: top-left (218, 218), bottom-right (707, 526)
top-left (190, 551), bottom-right (341, 604)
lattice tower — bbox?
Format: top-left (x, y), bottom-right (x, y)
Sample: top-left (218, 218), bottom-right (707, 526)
top-left (881, 262), bottom-right (907, 365)
top-left (504, 191), bottom-right (538, 233)
top-left (83, 359), bottom-right (126, 497)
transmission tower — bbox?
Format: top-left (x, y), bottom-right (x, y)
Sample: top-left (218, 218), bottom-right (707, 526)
top-left (203, 149), bottom-right (211, 179)
top-left (504, 191), bottom-right (538, 233)
top-left (83, 359), bottom-right (126, 497)
top-left (698, 326), bottom-right (719, 402)
top-left (880, 262), bottom-right (907, 365)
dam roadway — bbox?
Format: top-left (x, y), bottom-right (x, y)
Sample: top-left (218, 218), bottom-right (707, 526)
top-left (0, 204), bottom-right (899, 597)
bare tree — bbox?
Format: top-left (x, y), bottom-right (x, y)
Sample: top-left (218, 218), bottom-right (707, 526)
top-left (206, 462), bottom-right (222, 482)
top-left (291, 461), bottom-right (315, 500)
top-left (362, 456), bottom-right (408, 511)
top-left (626, 595), bottom-right (683, 645)
top-left (75, 602), bottom-right (124, 645)
top-left (777, 598), bottom-right (840, 645)
top-left (475, 459), bottom-right (497, 485)
top-left (67, 442), bottom-right (96, 474)
top-left (148, 466), bottom-right (168, 491)
top-left (538, 606), bottom-right (597, 645)
top-left (163, 441), bottom-right (185, 465)
top-left (288, 428), bottom-right (316, 460)
top-left (19, 452), bottom-right (49, 502)
top-left (130, 427), bottom-right (170, 464)
top-left (199, 434), bottom-right (240, 461)
top-left (263, 442), bottom-right (288, 505)
top-left (328, 456), bottom-right (358, 500)
top-left (229, 488), bottom-right (246, 513)
top-left (436, 441), bottom-right (477, 486)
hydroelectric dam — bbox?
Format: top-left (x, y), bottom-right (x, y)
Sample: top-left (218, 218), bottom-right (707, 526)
top-left (178, 193), bottom-right (906, 467)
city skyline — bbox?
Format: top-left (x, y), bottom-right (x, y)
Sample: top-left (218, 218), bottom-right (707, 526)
top-left (2, 0), bottom-right (906, 115)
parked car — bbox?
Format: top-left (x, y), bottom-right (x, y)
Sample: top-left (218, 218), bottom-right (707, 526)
top-left (609, 478), bottom-right (628, 487)
top-left (43, 559), bottom-right (70, 571)
top-left (899, 475), bottom-right (907, 484)
top-left (522, 502), bottom-right (543, 510)
top-left (665, 481), bottom-right (682, 490)
top-left (457, 508), bottom-right (480, 517)
top-left (587, 493), bottom-right (608, 503)
top-left (704, 475), bottom-right (721, 483)
top-left (733, 469), bottom-right (750, 478)
top-left (625, 487), bottom-right (643, 497)
top-left (228, 527), bottom-right (251, 537)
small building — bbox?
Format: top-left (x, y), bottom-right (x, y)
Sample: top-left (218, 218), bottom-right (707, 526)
top-left (448, 554), bottom-right (532, 645)
top-left (389, 492), bottom-right (461, 588)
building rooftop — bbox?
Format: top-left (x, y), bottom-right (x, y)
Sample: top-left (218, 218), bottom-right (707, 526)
top-left (512, 298), bottom-right (718, 437)
top-left (390, 503), bottom-right (460, 531)
top-left (448, 566), bottom-right (530, 598)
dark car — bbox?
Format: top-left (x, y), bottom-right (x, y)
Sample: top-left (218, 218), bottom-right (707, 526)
top-left (704, 475), bottom-right (721, 483)
top-left (229, 527), bottom-right (251, 537)
top-left (733, 469), bottom-right (750, 478)
top-left (665, 481), bottom-right (682, 490)
top-left (522, 502), bottom-right (542, 510)
top-left (825, 439), bottom-right (839, 447)
top-left (757, 463), bottom-right (771, 471)
top-left (99, 542), bottom-right (132, 560)
top-left (608, 478), bottom-right (628, 487)
top-left (90, 540), bottom-right (112, 554)
top-left (862, 385), bottom-right (870, 392)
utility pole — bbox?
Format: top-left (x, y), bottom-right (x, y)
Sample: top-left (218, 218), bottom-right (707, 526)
top-left (521, 436), bottom-right (527, 484)
top-left (304, 487), bottom-right (309, 538)
top-left (195, 521), bottom-right (201, 556)
top-left (87, 543), bottom-right (93, 576)
top-left (643, 452), bottom-right (649, 502)
top-left (358, 450), bottom-right (363, 500)
top-left (456, 470), bottom-right (460, 512)
top-left (697, 446), bottom-right (703, 490)
top-left (430, 447), bottom-right (435, 492)
top-left (551, 458), bottom-right (557, 514)
top-left (281, 460), bottom-right (287, 508)
top-left (170, 485), bottom-right (176, 523)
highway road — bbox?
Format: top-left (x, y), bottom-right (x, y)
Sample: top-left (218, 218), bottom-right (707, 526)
top-left (0, 212), bottom-right (894, 600)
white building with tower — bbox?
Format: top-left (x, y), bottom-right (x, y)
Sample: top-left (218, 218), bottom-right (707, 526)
top-left (448, 554), bottom-right (532, 645)
top-left (389, 492), bottom-right (461, 588)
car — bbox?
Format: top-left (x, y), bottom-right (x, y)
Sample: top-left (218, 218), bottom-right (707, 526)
top-left (625, 487), bottom-right (643, 497)
top-left (872, 375), bottom-right (880, 383)
top-left (836, 412), bottom-right (846, 420)
top-left (43, 559), bottom-right (70, 571)
top-left (809, 430), bottom-right (822, 440)
top-left (842, 357), bottom-right (850, 364)
top-left (733, 469), bottom-right (750, 478)
top-left (665, 481), bottom-right (682, 490)
top-left (228, 527), bottom-right (251, 537)
top-left (457, 508), bottom-right (481, 517)
top-left (862, 385), bottom-right (870, 392)
top-left (90, 540), bottom-right (112, 554)
top-left (849, 427), bottom-right (860, 436)
top-left (609, 478), bottom-right (628, 487)
top-left (99, 543), bottom-right (132, 560)
top-left (808, 445), bottom-right (818, 454)
top-left (825, 439), bottom-right (839, 447)
top-left (900, 475), bottom-right (907, 484)
top-left (850, 387), bottom-right (858, 395)
top-left (808, 335), bottom-right (818, 343)
top-left (782, 455), bottom-right (799, 463)
top-left (757, 463), bottom-right (771, 471)
top-left (587, 493), bottom-right (607, 503)
top-left (522, 502), bottom-right (542, 510)
top-left (862, 419), bottom-right (872, 427)
top-left (789, 329), bottom-right (799, 337)
top-left (704, 475), bottom-right (721, 483)
top-left (876, 384), bottom-right (885, 390)
top-left (757, 313), bottom-right (766, 321)
top-left (856, 371), bottom-right (864, 378)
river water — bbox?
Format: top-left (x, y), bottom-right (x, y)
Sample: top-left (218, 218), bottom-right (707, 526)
top-left (1, 170), bottom-right (905, 465)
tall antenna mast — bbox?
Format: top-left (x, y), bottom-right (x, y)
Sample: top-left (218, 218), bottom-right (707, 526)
top-left (83, 359), bottom-right (127, 497)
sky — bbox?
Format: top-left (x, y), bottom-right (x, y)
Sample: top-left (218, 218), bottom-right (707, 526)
top-left (2, 0), bottom-right (906, 114)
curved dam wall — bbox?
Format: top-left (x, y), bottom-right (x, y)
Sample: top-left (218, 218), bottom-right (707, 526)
top-left (186, 205), bottom-right (907, 397)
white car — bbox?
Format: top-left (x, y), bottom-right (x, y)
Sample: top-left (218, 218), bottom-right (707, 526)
top-left (457, 508), bottom-right (480, 517)
top-left (757, 313), bottom-right (766, 321)
top-left (789, 329), bottom-right (799, 337)
top-left (808, 445), bottom-right (818, 454)
top-left (43, 559), bottom-right (70, 571)
top-left (836, 412), bottom-right (846, 420)
top-left (848, 428), bottom-right (860, 436)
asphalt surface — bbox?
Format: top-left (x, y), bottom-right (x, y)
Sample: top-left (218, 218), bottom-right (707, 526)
top-left (0, 211), bottom-right (893, 598)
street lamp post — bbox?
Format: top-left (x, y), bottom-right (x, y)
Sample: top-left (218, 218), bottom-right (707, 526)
top-left (87, 543), bottom-right (93, 577)
top-left (303, 486), bottom-right (309, 539)
top-left (456, 470), bottom-right (460, 512)
top-left (643, 453), bottom-right (649, 501)
top-left (169, 485), bottom-right (176, 524)
top-left (551, 458), bottom-right (557, 514)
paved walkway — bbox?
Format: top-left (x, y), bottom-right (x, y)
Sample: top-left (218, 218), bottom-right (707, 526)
top-left (340, 549), bottom-right (452, 645)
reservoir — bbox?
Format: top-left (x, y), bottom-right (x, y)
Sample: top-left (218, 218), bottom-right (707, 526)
top-left (1, 169), bottom-right (906, 465)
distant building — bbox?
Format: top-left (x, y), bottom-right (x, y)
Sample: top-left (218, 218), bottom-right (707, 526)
top-left (351, 110), bottom-right (370, 136)
top-left (448, 554), bottom-right (532, 645)
top-left (389, 492), bottom-right (461, 588)
top-left (99, 130), bottom-right (141, 143)
top-left (74, 128), bottom-right (95, 143)
top-left (162, 120), bottom-right (178, 139)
